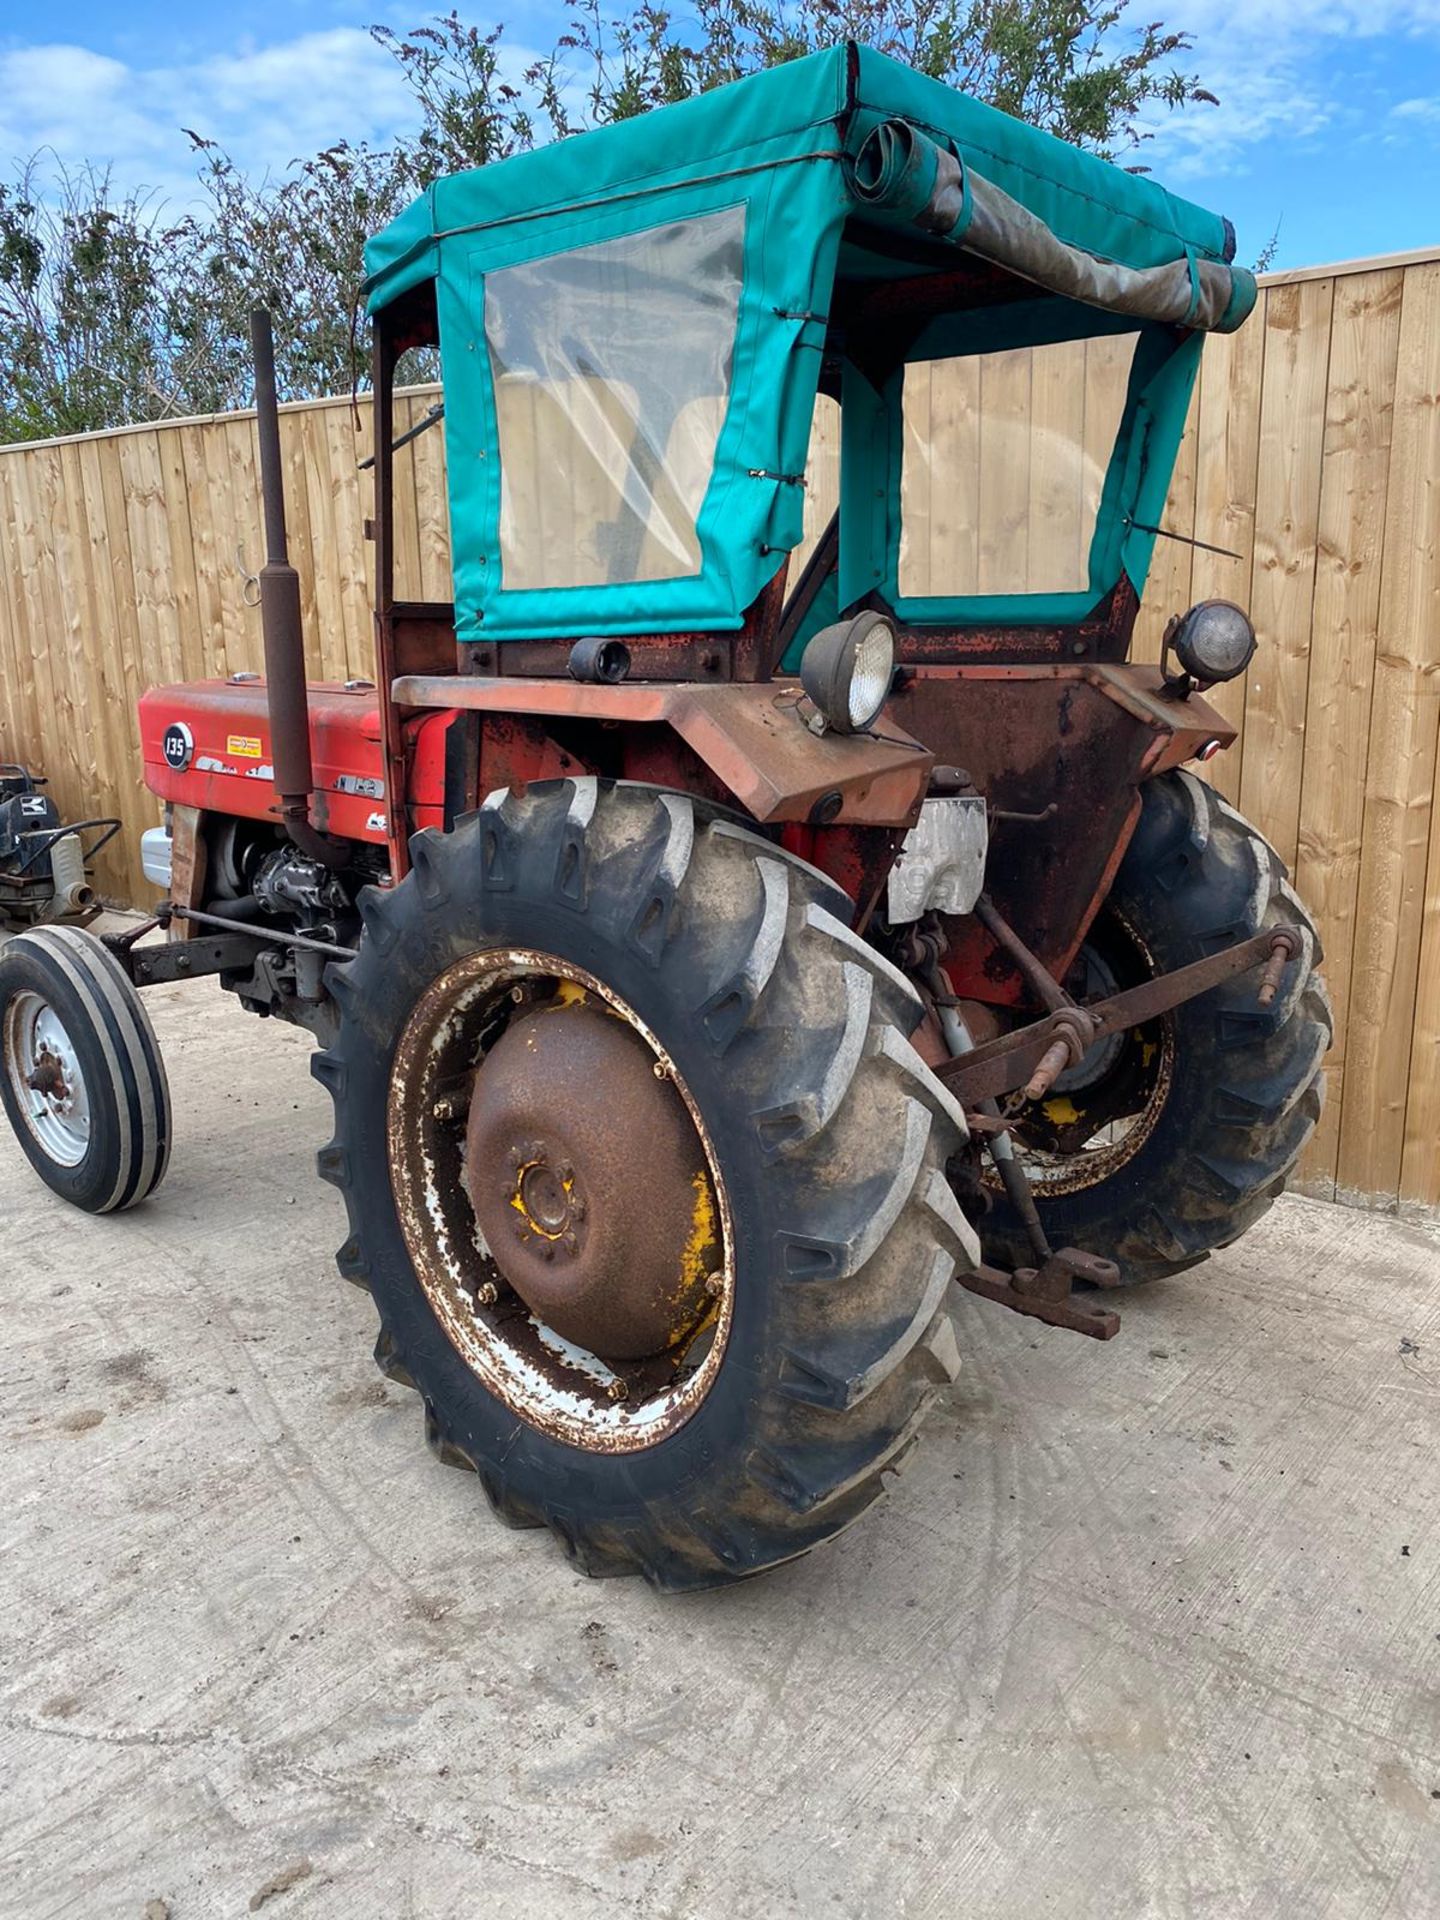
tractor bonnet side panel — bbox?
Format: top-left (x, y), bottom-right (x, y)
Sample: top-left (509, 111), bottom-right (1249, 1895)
top-left (138, 681), bottom-right (453, 846)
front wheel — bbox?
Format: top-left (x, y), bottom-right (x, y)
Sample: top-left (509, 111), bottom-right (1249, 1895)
top-left (980, 771), bottom-right (1331, 1287)
top-left (314, 781), bottom-right (978, 1589)
top-left (0, 925), bottom-right (171, 1212)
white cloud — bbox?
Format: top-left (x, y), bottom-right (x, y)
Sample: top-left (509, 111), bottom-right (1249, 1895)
top-left (1164, 0), bottom-right (1440, 34)
top-left (1133, 0), bottom-right (1440, 180)
top-left (0, 30), bottom-right (417, 212)
top-left (3, 6), bottom-right (1437, 218)
top-left (1136, 62), bottom-right (1333, 183)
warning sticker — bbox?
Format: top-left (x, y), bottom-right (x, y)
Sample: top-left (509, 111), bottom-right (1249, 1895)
top-left (227, 734), bottom-right (263, 759)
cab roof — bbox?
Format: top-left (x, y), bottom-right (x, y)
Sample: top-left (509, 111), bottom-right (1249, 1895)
top-left (364, 42), bottom-right (1246, 323)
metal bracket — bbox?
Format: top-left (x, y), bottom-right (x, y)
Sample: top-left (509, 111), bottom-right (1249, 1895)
top-left (125, 932), bottom-right (265, 989)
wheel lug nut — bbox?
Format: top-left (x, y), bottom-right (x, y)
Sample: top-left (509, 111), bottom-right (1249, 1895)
top-left (705, 1270), bottom-right (725, 1296)
top-left (606, 1377), bottom-right (629, 1402)
top-left (476, 1281), bottom-right (498, 1306)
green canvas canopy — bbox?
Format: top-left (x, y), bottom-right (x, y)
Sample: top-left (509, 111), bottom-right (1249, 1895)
top-left (364, 43), bottom-right (1253, 647)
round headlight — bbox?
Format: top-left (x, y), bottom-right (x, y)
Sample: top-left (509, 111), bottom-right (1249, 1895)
top-left (1168, 599), bottom-right (1256, 685)
top-left (799, 611), bottom-right (897, 735)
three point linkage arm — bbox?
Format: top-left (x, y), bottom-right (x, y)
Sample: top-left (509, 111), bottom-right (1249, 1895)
top-left (936, 924), bottom-right (1303, 1109)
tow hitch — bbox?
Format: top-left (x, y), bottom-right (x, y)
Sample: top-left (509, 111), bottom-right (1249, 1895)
top-left (960, 1248), bottom-right (1123, 1341)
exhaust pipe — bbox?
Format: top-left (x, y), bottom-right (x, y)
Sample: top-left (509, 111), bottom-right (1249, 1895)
top-left (249, 308), bottom-right (343, 867)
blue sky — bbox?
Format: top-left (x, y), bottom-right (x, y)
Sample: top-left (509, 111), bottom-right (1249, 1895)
top-left (2, 0), bottom-right (1438, 272)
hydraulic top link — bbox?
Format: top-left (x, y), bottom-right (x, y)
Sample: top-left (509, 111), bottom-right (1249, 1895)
top-left (935, 926), bottom-right (1302, 1107)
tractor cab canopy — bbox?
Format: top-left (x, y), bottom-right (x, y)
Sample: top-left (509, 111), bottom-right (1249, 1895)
top-left (364, 42), bottom-right (1253, 652)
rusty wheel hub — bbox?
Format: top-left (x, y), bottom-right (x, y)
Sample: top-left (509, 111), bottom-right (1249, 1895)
top-left (989, 911), bottom-right (1173, 1193)
top-left (464, 998), bottom-right (717, 1360)
top-left (387, 948), bottom-right (733, 1452)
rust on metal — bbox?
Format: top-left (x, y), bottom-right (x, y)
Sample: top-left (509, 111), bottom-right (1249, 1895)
top-left (1257, 927), bottom-right (1302, 1007)
top-left (24, 1055), bottom-right (64, 1099)
top-left (973, 893), bottom-right (1072, 1014)
top-left (166, 804), bottom-right (207, 942)
top-left (891, 661), bottom-right (1238, 1001)
top-left (452, 568), bottom-right (789, 686)
top-left (779, 820), bottom-right (908, 930)
top-left (776, 510), bottom-right (840, 665)
top-left (1021, 1006), bottom-right (1101, 1102)
top-left (936, 926), bottom-right (1301, 1106)
top-left (391, 674), bottom-right (934, 827)
top-left (463, 997), bottom-right (718, 1360)
top-left (471, 634), bottom-right (734, 683)
top-left (389, 603), bottom-right (460, 677)
top-left (251, 308), bottom-right (345, 869)
top-left (166, 903), bottom-right (356, 962)
top-left (892, 575), bottom-right (1142, 669)
top-left (385, 947), bottom-right (734, 1454)
top-left (370, 320), bottom-right (412, 883)
top-left (957, 1249), bottom-right (1122, 1340)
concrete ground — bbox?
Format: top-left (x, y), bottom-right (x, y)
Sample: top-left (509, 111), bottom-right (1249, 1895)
top-left (1, 935), bottom-right (1438, 1920)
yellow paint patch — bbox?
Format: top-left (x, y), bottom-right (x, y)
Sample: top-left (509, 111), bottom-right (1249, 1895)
top-left (508, 1159), bottom-right (572, 1239)
top-left (665, 1168), bottom-right (720, 1346)
top-left (507, 1168), bottom-right (534, 1222)
top-left (1044, 1096), bottom-right (1081, 1124)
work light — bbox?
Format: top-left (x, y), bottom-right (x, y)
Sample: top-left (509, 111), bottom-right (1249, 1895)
top-left (799, 611), bottom-right (897, 735)
top-left (1165, 600), bottom-right (1257, 686)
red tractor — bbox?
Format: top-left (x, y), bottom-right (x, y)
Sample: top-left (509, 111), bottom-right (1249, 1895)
top-left (0, 48), bottom-right (1328, 1587)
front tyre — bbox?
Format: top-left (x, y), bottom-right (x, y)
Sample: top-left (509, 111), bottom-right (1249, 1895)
top-left (981, 771), bottom-right (1331, 1286)
top-left (0, 926), bottom-right (171, 1213)
top-left (315, 781), bottom-right (978, 1590)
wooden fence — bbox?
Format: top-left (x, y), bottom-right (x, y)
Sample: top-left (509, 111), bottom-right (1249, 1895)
top-left (1, 249), bottom-right (1438, 1213)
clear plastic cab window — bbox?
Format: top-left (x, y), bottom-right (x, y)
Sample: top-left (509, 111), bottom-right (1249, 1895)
top-left (898, 333), bottom-right (1138, 600)
top-left (484, 207), bottom-right (746, 592)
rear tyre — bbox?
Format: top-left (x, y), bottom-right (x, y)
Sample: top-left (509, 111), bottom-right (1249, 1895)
top-left (315, 780), bottom-right (978, 1589)
top-left (0, 925), bottom-right (171, 1212)
top-left (981, 771), bottom-right (1330, 1287)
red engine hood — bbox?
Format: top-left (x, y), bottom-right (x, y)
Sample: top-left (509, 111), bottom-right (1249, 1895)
top-left (138, 677), bottom-right (449, 845)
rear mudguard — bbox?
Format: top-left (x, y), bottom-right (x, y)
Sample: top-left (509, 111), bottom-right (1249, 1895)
top-left (393, 662), bottom-right (1228, 983)
top-left (888, 663), bottom-right (1234, 1006)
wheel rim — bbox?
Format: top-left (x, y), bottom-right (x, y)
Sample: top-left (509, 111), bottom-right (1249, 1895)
top-left (4, 989), bottom-right (92, 1167)
top-left (387, 948), bottom-right (734, 1454)
top-left (985, 911), bottom-right (1174, 1199)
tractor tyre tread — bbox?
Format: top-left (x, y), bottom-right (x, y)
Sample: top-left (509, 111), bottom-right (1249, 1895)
top-left (313, 779), bottom-right (978, 1589)
top-left (0, 924), bottom-right (170, 1213)
top-left (982, 771), bottom-right (1330, 1288)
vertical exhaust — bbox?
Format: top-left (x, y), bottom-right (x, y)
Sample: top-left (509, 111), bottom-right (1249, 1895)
top-left (249, 308), bottom-right (342, 866)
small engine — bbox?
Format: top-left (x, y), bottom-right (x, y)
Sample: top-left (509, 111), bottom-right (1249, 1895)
top-left (0, 765), bottom-right (118, 930)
